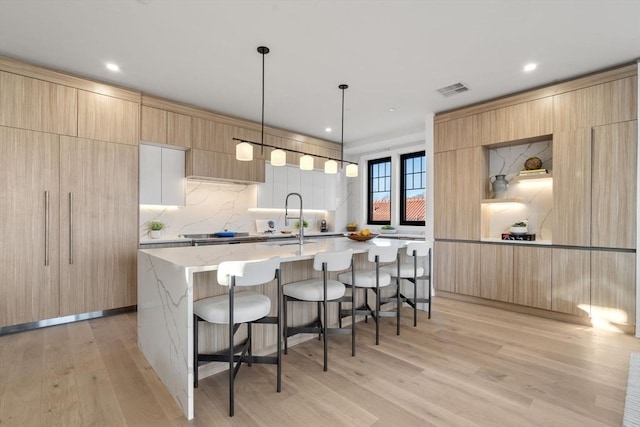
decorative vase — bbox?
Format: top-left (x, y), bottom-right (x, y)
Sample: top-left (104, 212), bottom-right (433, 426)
top-left (150, 230), bottom-right (162, 239)
top-left (489, 174), bottom-right (509, 199)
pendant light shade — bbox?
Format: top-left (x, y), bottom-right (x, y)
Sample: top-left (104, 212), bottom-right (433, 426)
top-left (324, 159), bottom-right (338, 174)
top-left (300, 155), bottom-right (314, 171)
top-left (346, 163), bottom-right (358, 177)
top-left (271, 149), bottom-right (286, 166)
top-left (236, 142), bottom-right (253, 161)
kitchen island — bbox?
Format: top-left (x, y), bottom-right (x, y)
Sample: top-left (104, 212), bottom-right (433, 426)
top-left (138, 236), bottom-right (419, 420)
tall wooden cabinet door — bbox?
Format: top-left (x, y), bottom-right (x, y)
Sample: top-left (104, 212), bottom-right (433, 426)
top-left (591, 251), bottom-right (636, 327)
top-left (455, 243), bottom-right (481, 297)
top-left (0, 71), bottom-right (77, 136)
top-left (59, 137), bottom-right (138, 316)
top-left (552, 128), bottom-right (591, 246)
top-left (480, 244), bottom-right (513, 302)
top-left (551, 249), bottom-right (590, 316)
top-left (77, 91), bottom-right (140, 146)
top-left (513, 246), bottom-right (552, 309)
top-left (0, 127), bottom-right (60, 327)
top-left (591, 121), bottom-right (637, 249)
top-left (455, 147), bottom-right (486, 240)
top-left (434, 151), bottom-right (457, 239)
top-left (433, 241), bottom-right (456, 292)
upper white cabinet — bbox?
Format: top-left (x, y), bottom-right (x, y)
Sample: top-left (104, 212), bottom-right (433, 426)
top-left (139, 144), bottom-right (186, 206)
top-left (257, 164), bottom-right (338, 210)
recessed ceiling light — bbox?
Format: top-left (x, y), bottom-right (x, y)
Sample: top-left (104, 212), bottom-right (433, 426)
top-left (106, 63), bottom-right (120, 72)
top-left (325, 127), bottom-right (332, 132)
top-left (523, 63), bottom-right (537, 72)
top-left (389, 107), bottom-right (396, 112)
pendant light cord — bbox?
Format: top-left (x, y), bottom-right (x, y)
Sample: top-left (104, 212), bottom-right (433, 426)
top-left (339, 84), bottom-right (348, 169)
top-left (258, 46), bottom-right (270, 155)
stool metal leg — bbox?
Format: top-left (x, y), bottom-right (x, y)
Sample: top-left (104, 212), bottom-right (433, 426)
top-left (351, 258), bottom-right (356, 357)
top-left (276, 269), bottom-right (282, 392)
top-left (283, 294), bottom-right (289, 355)
top-left (396, 256), bottom-right (401, 336)
top-left (228, 277), bottom-right (235, 417)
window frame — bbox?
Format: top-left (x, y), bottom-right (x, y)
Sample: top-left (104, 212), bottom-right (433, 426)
top-left (367, 156), bottom-right (392, 225)
top-left (399, 151), bottom-right (426, 226)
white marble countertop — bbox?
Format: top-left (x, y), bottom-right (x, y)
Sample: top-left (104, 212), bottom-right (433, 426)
top-left (139, 236), bottom-right (414, 272)
top-left (139, 231), bottom-right (345, 245)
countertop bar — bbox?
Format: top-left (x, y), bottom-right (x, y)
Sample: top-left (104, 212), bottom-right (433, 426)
top-left (137, 236), bottom-right (417, 420)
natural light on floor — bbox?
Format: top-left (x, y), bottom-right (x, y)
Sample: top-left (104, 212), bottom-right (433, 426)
top-left (579, 304), bottom-right (630, 333)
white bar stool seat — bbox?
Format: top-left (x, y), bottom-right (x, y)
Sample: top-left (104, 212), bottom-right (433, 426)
top-left (283, 278), bottom-right (345, 301)
top-left (194, 292), bottom-right (270, 324)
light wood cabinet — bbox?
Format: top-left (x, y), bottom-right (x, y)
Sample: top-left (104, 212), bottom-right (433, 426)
top-left (59, 136), bottom-right (138, 316)
top-left (551, 248), bottom-right (590, 316)
top-left (591, 121), bottom-right (637, 249)
top-left (186, 149), bottom-right (265, 183)
top-left (553, 76), bottom-right (637, 131)
top-left (513, 246), bottom-right (552, 310)
top-left (552, 128), bottom-right (591, 246)
top-left (140, 106), bottom-right (191, 148)
top-left (433, 241), bottom-right (456, 293)
top-left (480, 97), bottom-right (553, 145)
top-left (0, 71), bottom-right (77, 136)
top-left (434, 147), bottom-right (486, 240)
top-left (0, 127), bottom-right (60, 327)
top-left (434, 114), bottom-right (481, 152)
top-left (591, 250), bottom-right (636, 326)
top-left (78, 90), bottom-right (139, 145)
top-left (480, 244), bottom-right (513, 302)
top-left (455, 242), bottom-right (481, 297)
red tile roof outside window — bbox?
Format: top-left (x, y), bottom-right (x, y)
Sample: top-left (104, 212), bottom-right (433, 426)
top-left (372, 197), bottom-right (425, 222)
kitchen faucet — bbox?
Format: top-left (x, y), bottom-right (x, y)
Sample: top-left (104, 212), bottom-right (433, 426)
top-left (285, 192), bottom-right (304, 245)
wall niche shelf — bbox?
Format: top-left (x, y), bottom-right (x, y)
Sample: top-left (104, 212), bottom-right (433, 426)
top-left (481, 198), bottom-right (523, 204)
top-left (512, 173), bottom-right (553, 183)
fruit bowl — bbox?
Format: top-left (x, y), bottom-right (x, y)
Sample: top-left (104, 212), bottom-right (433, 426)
top-left (346, 233), bottom-right (378, 242)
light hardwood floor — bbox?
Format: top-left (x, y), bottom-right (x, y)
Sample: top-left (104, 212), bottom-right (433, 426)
top-left (0, 297), bottom-right (638, 426)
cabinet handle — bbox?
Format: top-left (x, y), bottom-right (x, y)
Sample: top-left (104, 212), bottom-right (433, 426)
top-left (44, 191), bottom-right (50, 266)
top-left (69, 192), bottom-right (73, 265)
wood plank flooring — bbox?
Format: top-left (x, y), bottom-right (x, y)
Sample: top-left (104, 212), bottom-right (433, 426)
top-left (0, 297), bottom-right (638, 426)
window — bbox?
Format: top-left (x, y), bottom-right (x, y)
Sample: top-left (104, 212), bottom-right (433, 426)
top-left (367, 157), bottom-right (391, 224)
top-left (400, 151), bottom-right (426, 226)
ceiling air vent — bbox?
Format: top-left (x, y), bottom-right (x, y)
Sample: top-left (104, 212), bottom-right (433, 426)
top-left (437, 82), bottom-right (470, 97)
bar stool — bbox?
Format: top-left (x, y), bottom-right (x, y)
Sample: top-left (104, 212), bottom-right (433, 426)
top-left (193, 257), bottom-right (281, 417)
top-left (283, 250), bottom-right (355, 371)
top-left (381, 241), bottom-right (432, 326)
top-left (337, 245), bottom-right (399, 345)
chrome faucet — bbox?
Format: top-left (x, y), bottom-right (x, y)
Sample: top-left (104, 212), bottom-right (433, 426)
top-left (285, 192), bottom-right (304, 245)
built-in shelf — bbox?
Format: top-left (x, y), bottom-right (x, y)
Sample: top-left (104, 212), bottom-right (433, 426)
top-left (512, 173), bottom-right (553, 182)
top-left (481, 198), bottom-right (523, 204)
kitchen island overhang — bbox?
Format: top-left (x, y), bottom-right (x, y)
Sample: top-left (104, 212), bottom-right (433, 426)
top-left (137, 237), bottom-right (421, 420)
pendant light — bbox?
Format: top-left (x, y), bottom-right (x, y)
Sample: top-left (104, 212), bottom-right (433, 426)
top-left (300, 154), bottom-right (314, 170)
top-left (336, 84), bottom-right (357, 177)
top-left (324, 159), bottom-right (338, 174)
top-left (236, 46), bottom-right (270, 161)
top-left (271, 148), bottom-right (286, 166)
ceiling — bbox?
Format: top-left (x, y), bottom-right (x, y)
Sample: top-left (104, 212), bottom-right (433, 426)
top-left (0, 1), bottom-right (639, 154)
